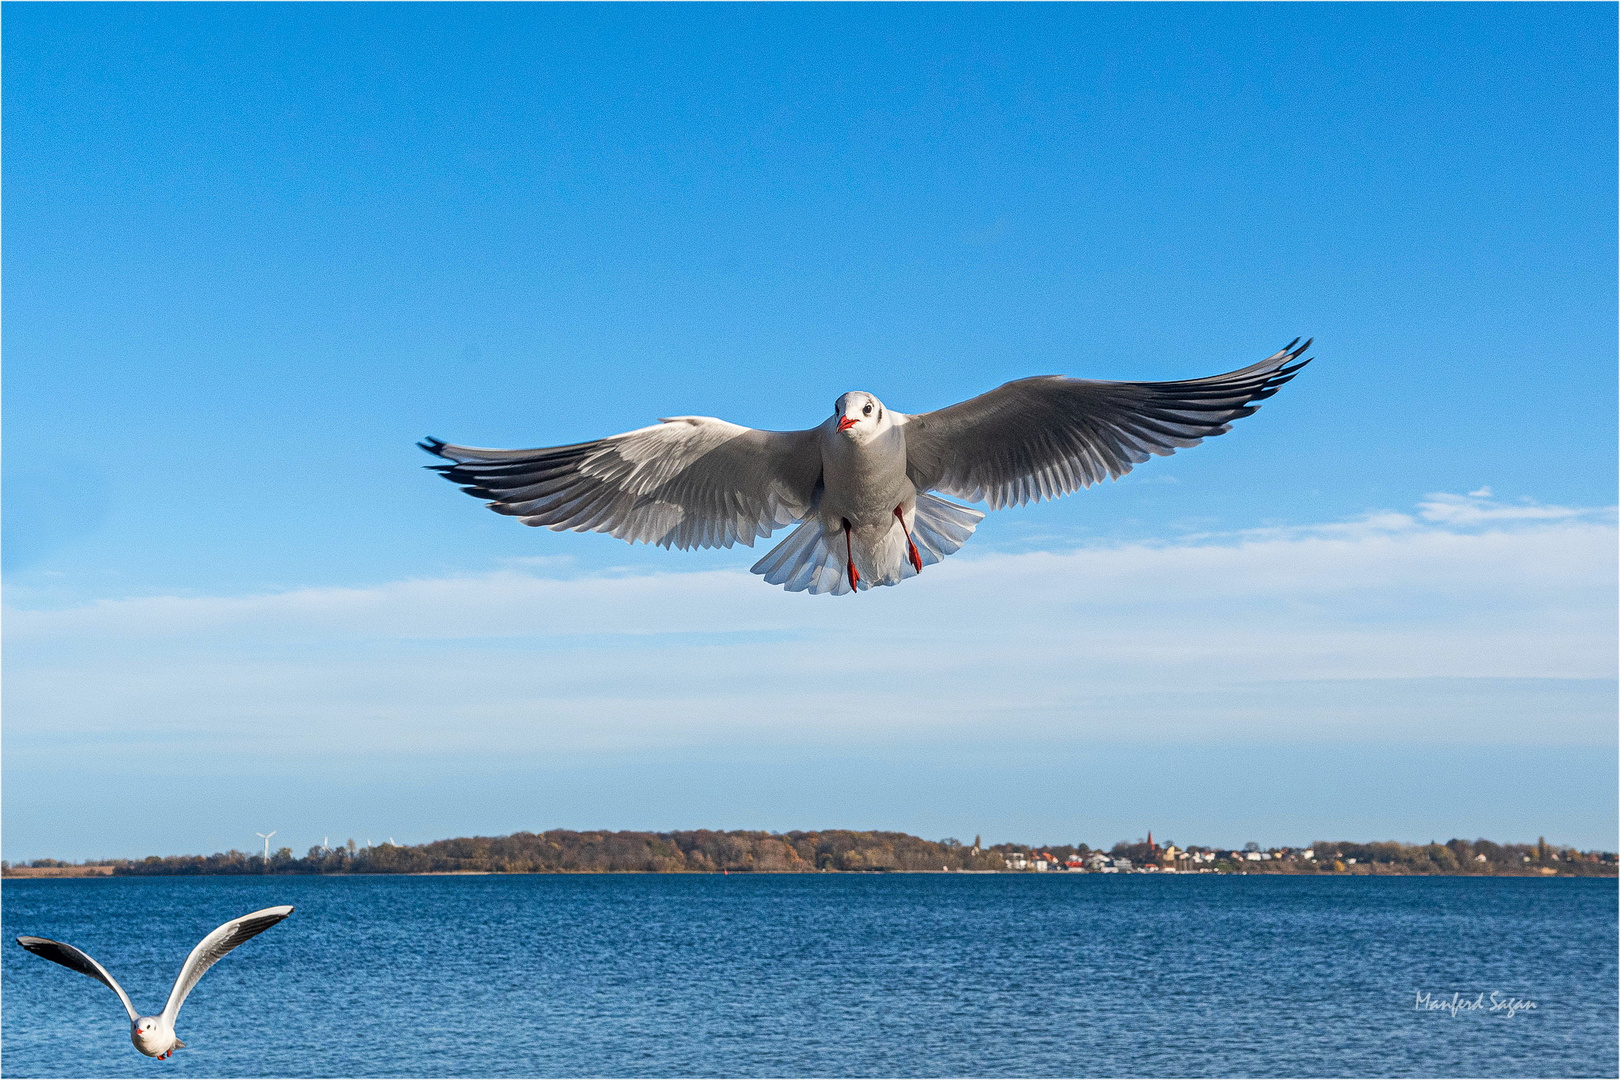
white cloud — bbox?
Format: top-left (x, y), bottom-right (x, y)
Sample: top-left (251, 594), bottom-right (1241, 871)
top-left (5, 494), bottom-right (1615, 760)
top-left (1416, 488), bottom-right (1602, 526)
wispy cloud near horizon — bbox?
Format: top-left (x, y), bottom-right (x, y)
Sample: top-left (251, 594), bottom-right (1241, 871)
top-left (7, 491), bottom-right (1613, 746)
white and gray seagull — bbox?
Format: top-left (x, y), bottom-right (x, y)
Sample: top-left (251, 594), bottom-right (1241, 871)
top-left (422, 340), bottom-right (1311, 594)
top-left (16, 905), bottom-right (294, 1059)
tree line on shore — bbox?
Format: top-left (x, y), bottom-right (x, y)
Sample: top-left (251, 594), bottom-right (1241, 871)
top-left (8, 830), bottom-right (1616, 877)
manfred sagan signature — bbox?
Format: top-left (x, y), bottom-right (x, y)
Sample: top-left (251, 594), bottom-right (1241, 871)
top-left (1416, 991), bottom-right (1538, 1018)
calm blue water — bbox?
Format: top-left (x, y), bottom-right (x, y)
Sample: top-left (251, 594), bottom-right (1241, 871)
top-left (2, 874), bottom-right (1615, 1078)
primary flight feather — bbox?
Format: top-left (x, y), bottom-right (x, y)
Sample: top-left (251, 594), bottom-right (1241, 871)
top-left (422, 340), bottom-right (1311, 594)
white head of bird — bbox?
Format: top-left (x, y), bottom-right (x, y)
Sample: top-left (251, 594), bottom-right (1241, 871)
top-left (131, 1015), bottom-right (178, 1057)
top-left (832, 391), bottom-right (891, 443)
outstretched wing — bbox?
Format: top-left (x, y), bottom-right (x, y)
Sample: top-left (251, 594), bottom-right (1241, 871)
top-left (421, 417), bottom-right (824, 551)
top-left (901, 340), bottom-right (1312, 509)
top-left (16, 936), bottom-right (139, 1022)
top-left (161, 905), bottom-right (293, 1024)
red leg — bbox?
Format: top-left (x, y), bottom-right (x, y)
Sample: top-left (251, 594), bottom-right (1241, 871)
top-left (843, 520), bottom-right (860, 590)
top-left (894, 506), bottom-right (923, 573)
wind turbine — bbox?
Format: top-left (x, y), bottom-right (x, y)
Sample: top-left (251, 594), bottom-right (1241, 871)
top-left (256, 832), bottom-right (276, 861)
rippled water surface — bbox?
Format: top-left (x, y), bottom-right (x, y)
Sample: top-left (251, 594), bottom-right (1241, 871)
top-left (3, 874), bottom-right (1615, 1078)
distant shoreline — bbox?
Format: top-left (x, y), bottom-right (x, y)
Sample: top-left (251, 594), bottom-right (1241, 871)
top-left (5, 866), bottom-right (1610, 880)
top-left (9, 828), bottom-right (1614, 879)
top-left (3, 865), bottom-right (117, 879)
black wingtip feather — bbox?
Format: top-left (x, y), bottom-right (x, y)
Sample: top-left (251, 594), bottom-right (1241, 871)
top-left (418, 438), bottom-right (449, 458)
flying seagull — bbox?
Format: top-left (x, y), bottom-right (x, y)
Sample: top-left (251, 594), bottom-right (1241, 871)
top-left (422, 339), bottom-right (1311, 595)
top-left (16, 905), bottom-right (294, 1059)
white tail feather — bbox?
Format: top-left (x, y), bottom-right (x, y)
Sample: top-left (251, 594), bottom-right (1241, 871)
top-left (910, 492), bottom-right (984, 564)
top-left (750, 518), bottom-right (853, 595)
top-left (750, 493), bottom-right (984, 595)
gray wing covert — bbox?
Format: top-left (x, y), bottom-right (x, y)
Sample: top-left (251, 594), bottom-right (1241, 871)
top-left (902, 340), bottom-right (1311, 509)
top-left (422, 417), bottom-right (824, 550)
top-left (161, 905), bottom-right (294, 1024)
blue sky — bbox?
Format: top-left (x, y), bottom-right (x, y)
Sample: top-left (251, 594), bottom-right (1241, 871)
top-left (5, 4), bottom-right (1615, 859)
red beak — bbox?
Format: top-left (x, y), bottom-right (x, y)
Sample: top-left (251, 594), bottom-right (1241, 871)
top-left (837, 416), bottom-right (857, 432)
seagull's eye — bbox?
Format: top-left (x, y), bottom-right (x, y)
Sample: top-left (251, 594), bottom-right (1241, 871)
top-left (862, 404), bottom-right (873, 416)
